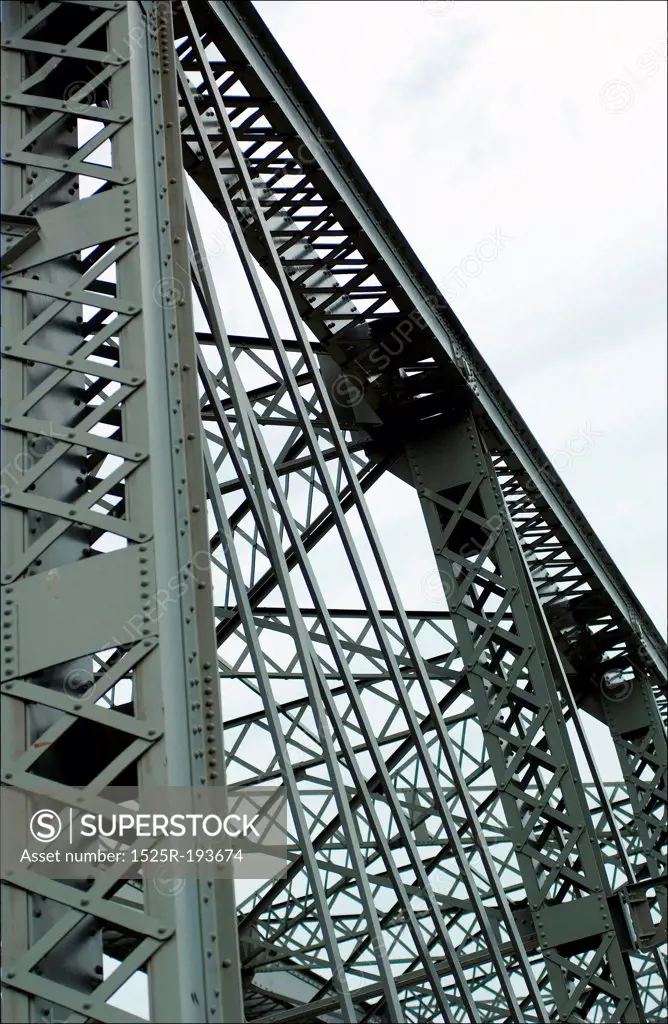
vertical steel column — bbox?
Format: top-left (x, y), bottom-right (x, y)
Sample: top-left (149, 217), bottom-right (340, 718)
top-left (123, 3), bottom-right (243, 1020)
top-left (2, 2), bottom-right (101, 1018)
top-left (493, 449), bottom-right (667, 886)
top-left (404, 413), bottom-right (645, 1023)
top-left (599, 687), bottom-right (667, 879)
top-left (1, 2), bottom-right (242, 1020)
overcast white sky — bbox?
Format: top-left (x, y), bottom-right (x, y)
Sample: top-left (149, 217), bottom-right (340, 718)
top-left (254, 0), bottom-right (668, 636)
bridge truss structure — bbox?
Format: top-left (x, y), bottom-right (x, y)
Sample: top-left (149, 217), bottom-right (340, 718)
top-left (1, 2), bottom-right (666, 1022)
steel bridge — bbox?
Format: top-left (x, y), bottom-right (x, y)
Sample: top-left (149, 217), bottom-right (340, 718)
top-left (1, 2), bottom-right (666, 1022)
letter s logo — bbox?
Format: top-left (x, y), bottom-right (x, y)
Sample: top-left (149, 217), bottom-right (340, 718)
top-left (29, 809), bottom-right (63, 843)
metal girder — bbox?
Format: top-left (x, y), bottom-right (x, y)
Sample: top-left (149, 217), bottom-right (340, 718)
top-left (1, 2), bottom-right (242, 1021)
top-left (185, 0), bottom-right (667, 691)
top-left (197, 0), bottom-right (667, 685)
top-left (1, 1), bottom-right (666, 1023)
top-left (402, 417), bottom-right (645, 1020)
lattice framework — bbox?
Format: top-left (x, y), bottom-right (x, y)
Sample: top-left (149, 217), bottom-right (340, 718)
top-left (1, 2), bottom-right (666, 1022)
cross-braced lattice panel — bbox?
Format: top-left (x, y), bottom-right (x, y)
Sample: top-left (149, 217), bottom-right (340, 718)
top-left (175, 0), bottom-right (667, 937)
top-left (408, 421), bottom-right (665, 1021)
top-left (2, 3), bottom-right (235, 1019)
top-left (179, 49), bottom-right (553, 1021)
top-left (170, 3), bottom-right (666, 1019)
top-left (492, 448), bottom-right (667, 882)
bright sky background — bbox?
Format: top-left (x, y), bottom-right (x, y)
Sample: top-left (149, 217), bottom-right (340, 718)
top-left (254, 0), bottom-right (668, 637)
